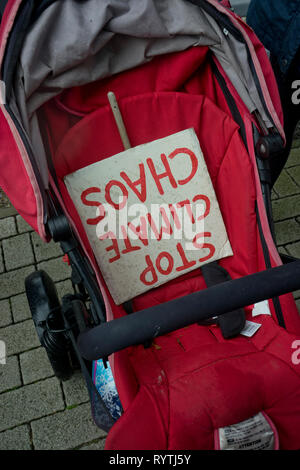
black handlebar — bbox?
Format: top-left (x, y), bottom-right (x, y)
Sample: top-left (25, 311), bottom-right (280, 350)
top-left (77, 261), bottom-right (300, 361)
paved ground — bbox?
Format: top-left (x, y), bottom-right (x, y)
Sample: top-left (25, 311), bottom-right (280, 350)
top-left (0, 216), bottom-right (107, 450)
top-left (0, 138), bottom-right (299, 450)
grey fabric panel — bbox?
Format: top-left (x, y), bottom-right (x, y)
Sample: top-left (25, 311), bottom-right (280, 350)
top-left (202, 12), bottom-right (256, 113)
top-left (204, 12), bottom-right (272, 127)
top-left (19, 0), bottom-right (219, 117)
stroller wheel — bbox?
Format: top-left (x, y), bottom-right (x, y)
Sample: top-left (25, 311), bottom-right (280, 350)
top-left (25, 270), bottom-right (73, 381)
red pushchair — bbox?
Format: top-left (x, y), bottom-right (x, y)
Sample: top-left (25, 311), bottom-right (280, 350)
top-left (0, 0), bottom-right (300, 450)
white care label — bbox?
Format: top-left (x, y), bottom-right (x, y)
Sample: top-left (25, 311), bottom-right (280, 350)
top-left (64, 129), bottom-right (233, 304)
top-left (218, 412), bottom-right (277, 450)
top-left (240, 320), bottom-right (262, 338)
top-left (252, 300), bottom-right (272, 317)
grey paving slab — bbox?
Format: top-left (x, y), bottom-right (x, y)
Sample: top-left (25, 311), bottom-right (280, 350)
top-left (80, 438), bottom-right (106, 450)
top-left (292, 137), bottom-right (300, 147)
top-left (278, 246), bottom-right (289, 256)
top-left (0, 217), bottom-right (16, 240)
top-left (286, 241), bottom-right (300, 259)
top-left (0, 377), bottom-right (64, 432)
top-left (0, 355), bottom-right (22, 394)
top-left (62, 370), bottom-right (89, 407)
top-left (20, 347), bottom-right (54, 385)
top-left (274, 219), bottom-right (300, 246)
top-left (294, 290), bottom-right (300, 301)
top-left (55, 279), bottom-right (74, 300)
top-left (37, 257), bottom-right (71, 283)
top-left (16, 215), bottom-right (33, 234)
top-left (31, 232), bottom-right (62, 262)
top-left (0, 425), bottom-right (31, 450)
top-left (0, 319), bottom-right (40, 357)
top-left (10, 293), bottom-right (31, 323)
top-left (2, 233), bottom-right (34, 271)
top-left (0, 245), bottom-right (4, 274)
top-left (285, 147), bottom-right (300, 167)
top-left (273, 169), bottom-right (300, 197)
top-left (272, 194), bottom-right (300, 222)
top-left (287, 166), bottom-right (300, 186)
top-left (0, 299), bottom-right (12, 327)
top-left (0, 266), bottom-right (34, 300)
top-left (31, 402), bottom-right (106, 450)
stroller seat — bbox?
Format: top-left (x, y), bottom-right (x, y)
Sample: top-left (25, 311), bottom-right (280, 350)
top-left (105, 317), bottom-right (300, 450)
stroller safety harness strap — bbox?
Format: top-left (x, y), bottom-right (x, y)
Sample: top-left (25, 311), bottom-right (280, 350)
top-left (201, 261), bottom-right (246, 338)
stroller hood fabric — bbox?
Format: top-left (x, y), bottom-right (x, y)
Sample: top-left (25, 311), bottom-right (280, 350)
top-left (17, 0), bottom-right (269, 122)
top-left (0, 0), bottom-right (283, 238)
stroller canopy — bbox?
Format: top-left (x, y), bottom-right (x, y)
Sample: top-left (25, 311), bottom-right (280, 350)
top-left (0, 0), bottom-right (282, 237)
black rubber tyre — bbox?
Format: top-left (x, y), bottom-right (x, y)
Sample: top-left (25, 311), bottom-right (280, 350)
top-left (44, 342), bottom-right (73, 381)
top-left (25, 270), bottom-right (73, 381)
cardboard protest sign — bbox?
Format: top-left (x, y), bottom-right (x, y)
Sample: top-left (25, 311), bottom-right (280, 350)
top-left (64, 128), bottom-right (233, 305)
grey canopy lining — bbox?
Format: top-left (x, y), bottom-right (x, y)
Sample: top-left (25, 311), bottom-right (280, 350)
top-left (13, 0), bottom-right (271, 186)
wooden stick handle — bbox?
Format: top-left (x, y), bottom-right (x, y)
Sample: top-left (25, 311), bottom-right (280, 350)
top-left (107, 91), bottom-right (131, 150)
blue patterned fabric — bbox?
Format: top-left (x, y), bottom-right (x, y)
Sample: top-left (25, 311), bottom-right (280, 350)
top-left (93, 360), bottom-right (122, 421)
